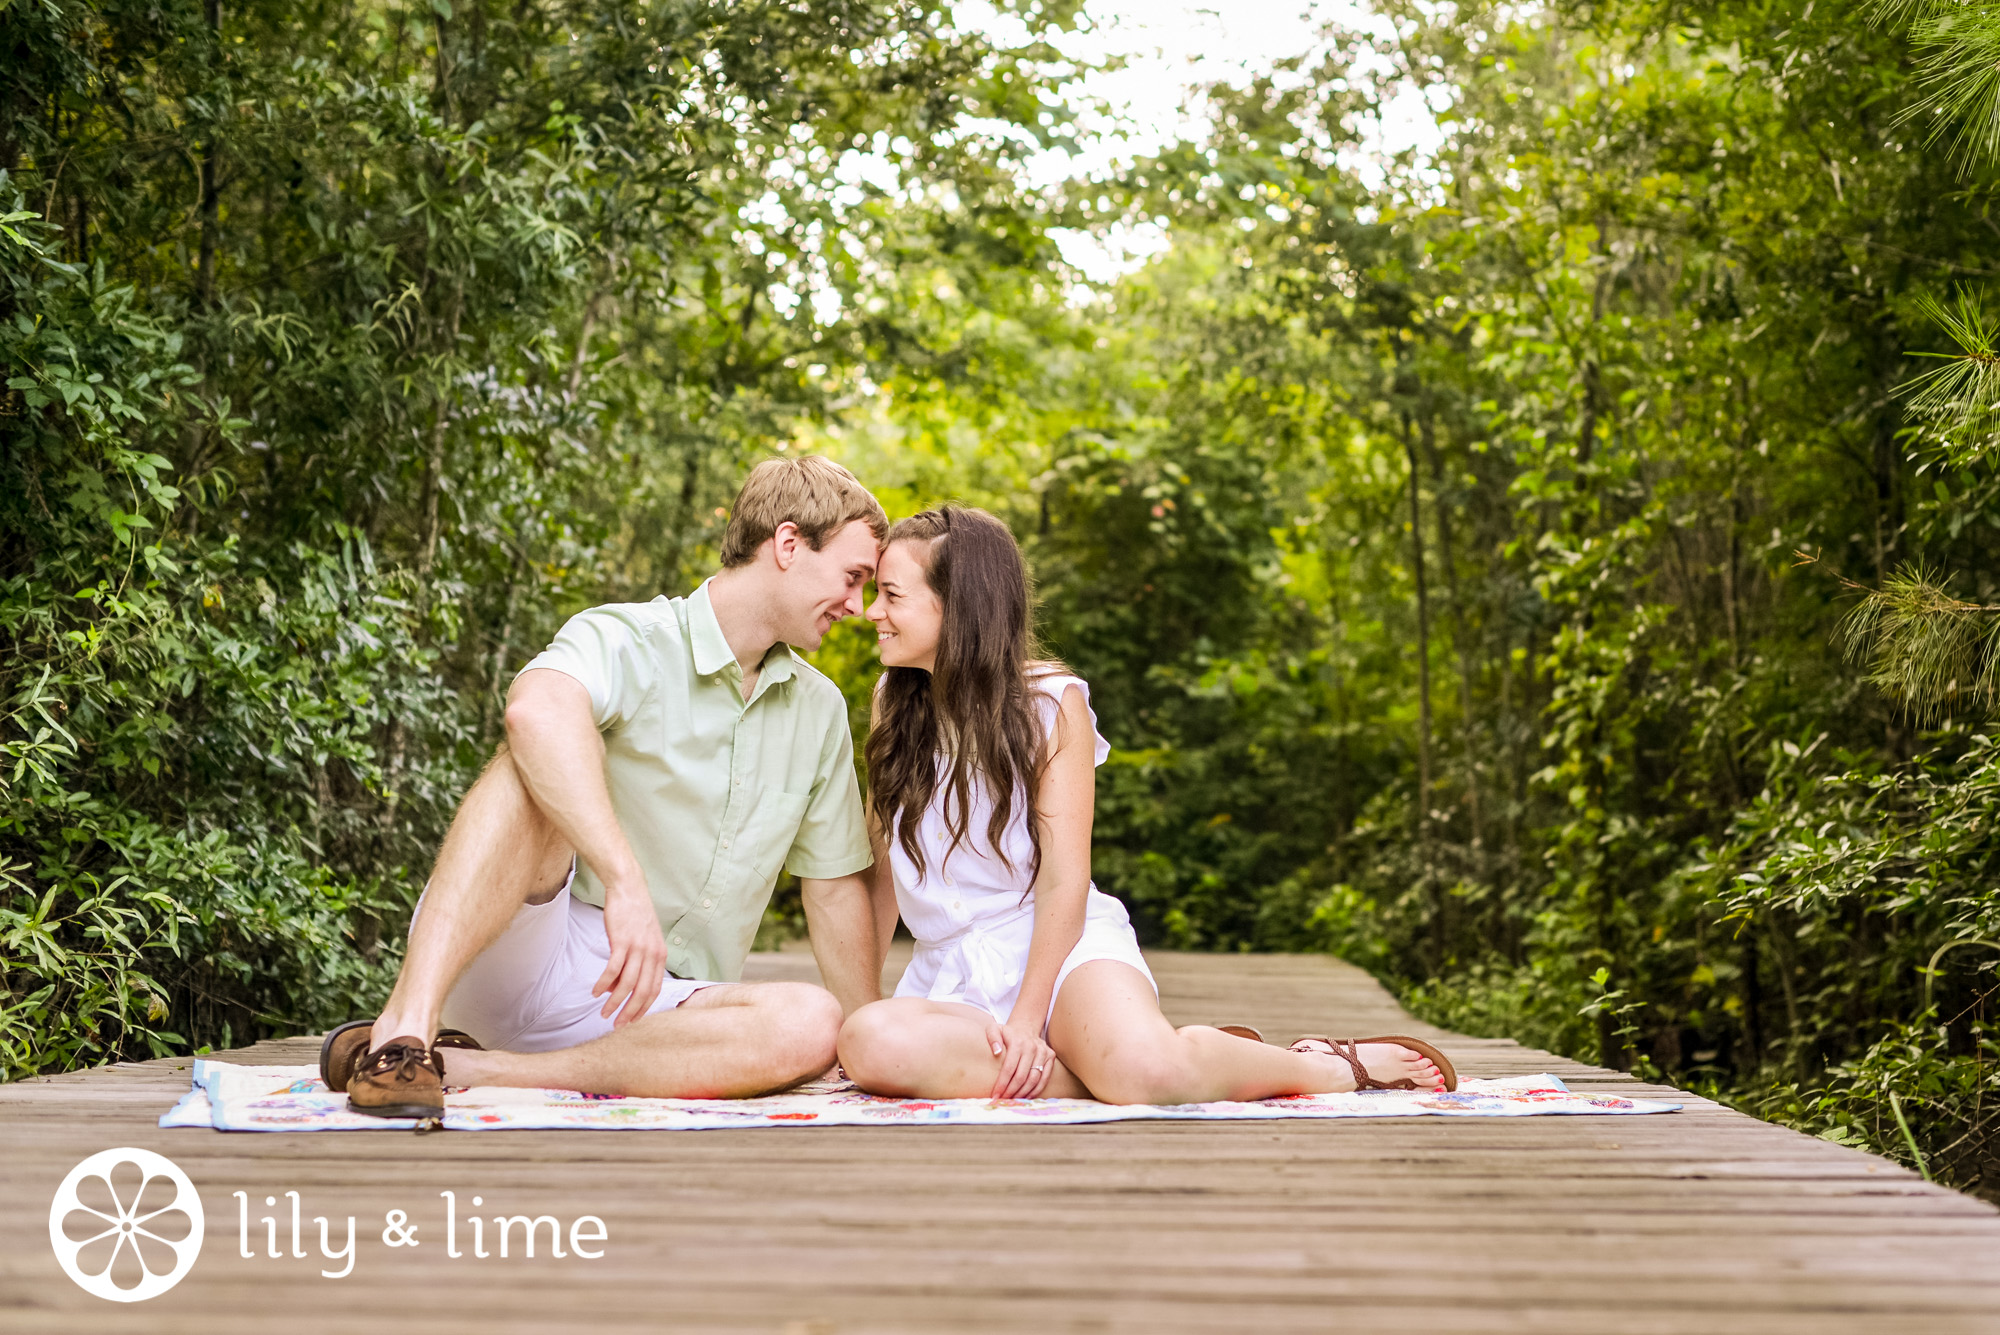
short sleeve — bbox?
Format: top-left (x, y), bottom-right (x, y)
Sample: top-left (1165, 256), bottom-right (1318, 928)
top-left (516, 605), bottom-right (659, 731)
top-left (1037, 674), bottom-right (1111, 767)
top-left (784, 712), bottom-right (873, 878)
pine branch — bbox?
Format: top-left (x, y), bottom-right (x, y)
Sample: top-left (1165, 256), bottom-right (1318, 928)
top-left (1897, 288), bottom-right (2000, 463)
top-left (1868, 0), bottom-right (2000, 170)
top-left (1864, 0), bottom-right (1952, 22)
top-left (1808, 552), bottom-right (2000, 721)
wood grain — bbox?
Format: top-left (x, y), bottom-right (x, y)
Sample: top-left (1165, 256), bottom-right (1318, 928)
top-left (1, 946), bottom-right (1995, 1334)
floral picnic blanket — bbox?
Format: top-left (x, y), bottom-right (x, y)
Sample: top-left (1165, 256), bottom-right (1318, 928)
top-left (159, 1060), bottom-right (1680, 1131)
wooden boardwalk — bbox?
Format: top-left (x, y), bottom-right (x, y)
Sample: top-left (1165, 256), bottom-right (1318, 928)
top-left (4, 947), bottom-right (1998, 1333)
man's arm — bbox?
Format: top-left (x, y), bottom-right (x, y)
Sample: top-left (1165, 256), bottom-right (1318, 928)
top-left (801, 871), bottom-right (883, 1015)
top-left (865, 815), bottom-right (900, 970)
top-left (505, 667), bottom-right (669, 1025)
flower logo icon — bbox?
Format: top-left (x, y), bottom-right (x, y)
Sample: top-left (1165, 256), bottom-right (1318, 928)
top-left (48, 1148), bottom-right (204, 1302)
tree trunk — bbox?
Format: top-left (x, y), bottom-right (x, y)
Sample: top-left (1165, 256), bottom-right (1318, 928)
top-left (484, 548), bottom-right (527, 738)
top-left (415, 291), bottom-right (464, 584)
top-left (1420, 411), bottom-right (1484, 865)
top-left (657, 436), bottom-right (706, 592)
top-left (193, 0), bottom-right (222, 309)
top-left (431, 6), bottom-right (453, 122)
top-left (568, 293), bottom-right (605, 397)
top-left (1403, 413), bottom-right (1435, 854)
top-left (1742, 928), bottom-right (1763, 1076)
top-left (1575, 218), bottom-right (1613, 465)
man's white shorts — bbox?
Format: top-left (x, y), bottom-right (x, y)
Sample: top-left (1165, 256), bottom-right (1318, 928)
top-left (426, 866), bottom-right (717, 1053)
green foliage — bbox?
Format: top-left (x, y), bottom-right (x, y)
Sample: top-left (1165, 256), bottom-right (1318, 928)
top-left (1757, 1016), bottom-right (1997, 1196)
top-left (9, 0), bottom-right (2000, 1204)
top-left (0, 0), bottom-right (1082, 1079)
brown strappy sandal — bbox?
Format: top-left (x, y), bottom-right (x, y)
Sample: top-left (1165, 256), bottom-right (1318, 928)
top-left (1288, 1034), bottom-right (1458, 1092)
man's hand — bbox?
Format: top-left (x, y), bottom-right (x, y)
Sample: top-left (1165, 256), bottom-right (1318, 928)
top-left (593, 880), bottom-right (669, 1025)
top-left (987, 1017), bottom-right (1057, 1100)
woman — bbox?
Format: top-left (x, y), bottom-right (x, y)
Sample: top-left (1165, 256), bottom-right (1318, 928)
top-left (837, 506), bottom-right (1456, 1103)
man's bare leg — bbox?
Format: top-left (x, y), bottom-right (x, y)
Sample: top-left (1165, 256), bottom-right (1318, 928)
top-left (442, 982), bottom-right (844, 1099)
top-left (371, 745), bottom-right (572, 1046)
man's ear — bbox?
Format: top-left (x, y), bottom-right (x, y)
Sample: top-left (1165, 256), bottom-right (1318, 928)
top-left (769, 520), bottom-right (803, 571)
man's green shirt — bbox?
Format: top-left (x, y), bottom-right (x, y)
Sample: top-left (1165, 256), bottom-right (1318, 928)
top-left (517, 579), bottom-right (871, 982)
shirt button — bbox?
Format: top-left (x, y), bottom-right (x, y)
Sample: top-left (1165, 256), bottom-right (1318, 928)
top-left (952, 900), bottom-right (964, 912)
top-left (671, 935), bottom-right (684, 946)
top-left (721, 841), bottom-right (730, 850)
top-left (702, 898), bottom-right (713, 909)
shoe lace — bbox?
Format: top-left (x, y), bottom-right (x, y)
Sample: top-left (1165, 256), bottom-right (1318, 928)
top-left (362, 1041), bottom-right (443, 1085)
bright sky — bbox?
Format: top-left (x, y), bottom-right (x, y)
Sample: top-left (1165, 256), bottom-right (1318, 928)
top-left (961, 0), bottom-right (1448, 281)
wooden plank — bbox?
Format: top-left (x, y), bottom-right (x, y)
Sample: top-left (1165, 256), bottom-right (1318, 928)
top-left (0, 947), bottom-right (1995, 1334)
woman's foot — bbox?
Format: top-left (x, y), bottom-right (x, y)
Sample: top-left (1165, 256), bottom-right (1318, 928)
top-left (1288, 1037), bottom-right (1447, 1092)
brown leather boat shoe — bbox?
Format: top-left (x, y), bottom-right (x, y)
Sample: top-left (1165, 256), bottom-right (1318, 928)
top-left (320, 1019), bottom-right (481, 1099)
top-left (344, 1036), bottom-right (457, 1119)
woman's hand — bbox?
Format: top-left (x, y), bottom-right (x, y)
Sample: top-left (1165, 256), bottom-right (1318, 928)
top-left (986, 1018), bottom-right (1057, 1099)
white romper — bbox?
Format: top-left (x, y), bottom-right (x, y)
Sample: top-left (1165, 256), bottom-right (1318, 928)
top-left (889, 673), bottom-right (1156, 1028)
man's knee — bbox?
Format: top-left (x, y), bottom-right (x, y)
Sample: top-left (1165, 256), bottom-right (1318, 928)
top-left (744, 982), bottom-right (841, 1073)
top-left (452, 748), bottom-right (570, 898)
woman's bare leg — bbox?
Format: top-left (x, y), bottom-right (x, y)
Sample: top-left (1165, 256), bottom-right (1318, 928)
top-left (1048, 961), bottom-right (1444, 1105)
top-left (837, 998), bottom-right (1090, 1099)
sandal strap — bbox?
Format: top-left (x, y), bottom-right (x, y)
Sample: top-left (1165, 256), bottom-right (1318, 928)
top-left (1329, 1038), bottom-right (1384, 1091)
top-left (1290, 1036), bottom-right (1421, 1092)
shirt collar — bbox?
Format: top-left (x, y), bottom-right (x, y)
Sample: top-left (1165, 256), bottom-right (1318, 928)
top-left (688, 580), bottom-right (736, 677)
top-left (759, 642), bottom-right (798, 691)
top-left (688, 578), bottom-right (798, 691)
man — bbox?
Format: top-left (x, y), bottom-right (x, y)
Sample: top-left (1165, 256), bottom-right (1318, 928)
top-left (321, 455), bottom-right (891, 1118)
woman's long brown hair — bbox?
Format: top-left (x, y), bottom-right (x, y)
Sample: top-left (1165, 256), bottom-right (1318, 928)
top-left (865, 506), bottom-right (1058, 885)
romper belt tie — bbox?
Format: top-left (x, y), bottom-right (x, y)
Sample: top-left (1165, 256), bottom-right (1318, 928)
top-left (914, 902), bottom-right (1034, 1014)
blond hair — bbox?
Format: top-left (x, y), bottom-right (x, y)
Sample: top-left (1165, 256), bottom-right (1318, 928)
top-left (718, 455), bottom-right (889, 568)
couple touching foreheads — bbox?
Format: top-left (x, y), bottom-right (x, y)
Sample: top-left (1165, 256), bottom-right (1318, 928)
top-left (321, 457), bottom-right (1456, 1118)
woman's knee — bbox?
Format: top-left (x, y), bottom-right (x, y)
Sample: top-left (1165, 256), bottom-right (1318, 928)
top-left (835, 1001), bottom-right (917, 1088)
